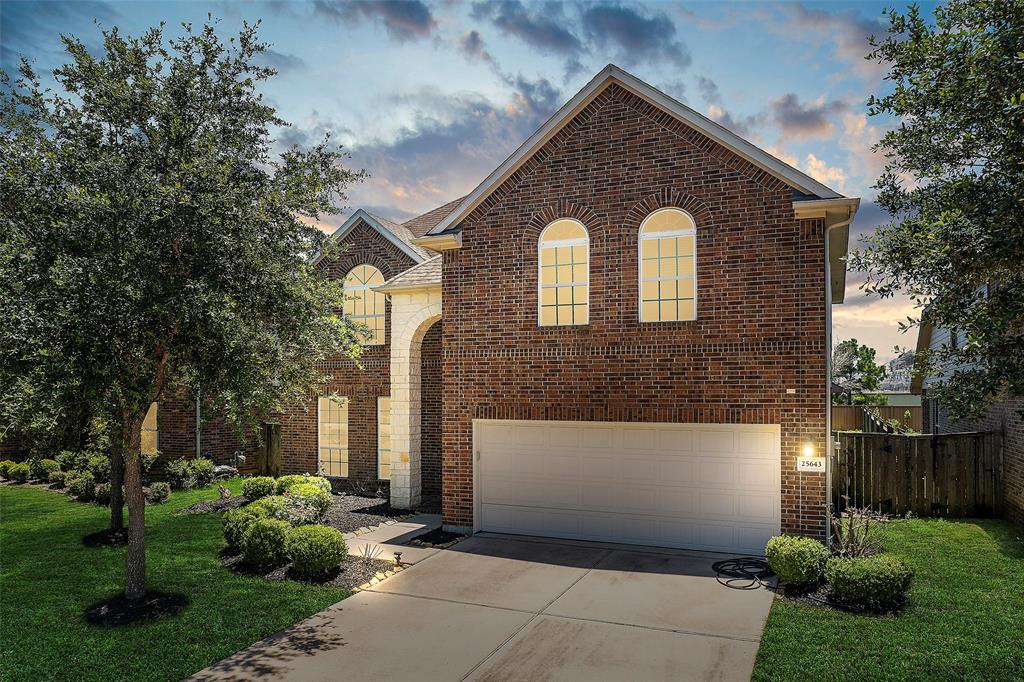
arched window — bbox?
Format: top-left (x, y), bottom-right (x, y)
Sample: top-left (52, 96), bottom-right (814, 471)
top-left (639, 208), bottom-right (696, 322)
top-left (538, 218), bottom-right (589, 326)
top-left (343, 264), bottom-right (386, 344)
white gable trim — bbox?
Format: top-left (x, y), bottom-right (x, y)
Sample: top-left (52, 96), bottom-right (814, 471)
top-left (317, 209), bottom-right (426, 265)
top-left (427, 64), bottom-right (843, 237)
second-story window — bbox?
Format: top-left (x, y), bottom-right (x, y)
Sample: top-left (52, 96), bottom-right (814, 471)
top-left (343, 264), bottom-right (386, 345)
top-left (538, 218), bottom-right (589, 326)
top-left (639, 208), bottom-right (696, 322)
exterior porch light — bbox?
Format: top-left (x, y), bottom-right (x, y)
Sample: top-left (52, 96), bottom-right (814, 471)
top-left (802, 442), bottom-right (815, 457)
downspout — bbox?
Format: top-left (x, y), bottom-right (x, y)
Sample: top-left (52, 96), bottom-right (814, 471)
top-left (195, 385), bottom-right (202, 459)
top-left (823, 210), bottom-right (856, 546)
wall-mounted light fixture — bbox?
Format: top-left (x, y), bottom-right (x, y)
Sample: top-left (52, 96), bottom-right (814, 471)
top-left (802, 442), bottom-right (815, 457)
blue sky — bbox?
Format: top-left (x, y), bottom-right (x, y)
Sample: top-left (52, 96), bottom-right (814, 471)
top-left (1, 0), bottom-right (938, 361)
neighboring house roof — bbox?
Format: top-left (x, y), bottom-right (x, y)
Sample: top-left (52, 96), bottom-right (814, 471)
top-left (425, 63), bottom-right (846, 239)
top-left (318, 208), bottom-right (430, 265)
top-left (911, 315), bottom-right (935, 395)
top-left (376, 255), bottom-right (442, 291)
top-left (402, 197), bottom-right (465, 238)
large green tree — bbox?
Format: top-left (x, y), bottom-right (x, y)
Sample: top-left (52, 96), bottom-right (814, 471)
top-left (852, 0), bottom-right (1024, 420)
top-left (0, 21), bottom-right (364, 600)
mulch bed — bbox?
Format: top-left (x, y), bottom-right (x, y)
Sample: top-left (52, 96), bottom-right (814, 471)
top-left (222, 552), bottom-right (394, 589)
top-left (406, 527), bottom-right (467, 548)
top-left (85, 591), bottom-right (189, 626)
top-left (175, 496), bottom-right (250, 515)
top-left (323, 494), bottom-right (415, 534)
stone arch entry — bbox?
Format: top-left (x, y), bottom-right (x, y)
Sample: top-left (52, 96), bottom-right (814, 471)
top-left (388, 286), bottom-right (442, 509)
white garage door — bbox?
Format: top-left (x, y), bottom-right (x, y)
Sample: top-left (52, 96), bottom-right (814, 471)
top-left (475, 420), bottom-right (780, 555)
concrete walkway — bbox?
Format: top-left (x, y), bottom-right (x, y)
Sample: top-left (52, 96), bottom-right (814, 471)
top-left (192, 534), bottom-right (774, 682)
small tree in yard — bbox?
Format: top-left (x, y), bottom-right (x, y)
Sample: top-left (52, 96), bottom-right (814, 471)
top-left (0, 21), bottom-right (365, 602)
top-left (852, 1), bottom-right (1024, 420)
top-left (831, 339), bottom-right (888, 405)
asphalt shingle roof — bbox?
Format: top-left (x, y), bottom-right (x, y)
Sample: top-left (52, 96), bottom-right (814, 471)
top-left (377, 255), bottom-right (442, 290)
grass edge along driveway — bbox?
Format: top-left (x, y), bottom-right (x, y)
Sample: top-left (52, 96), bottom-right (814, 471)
top-left (753, 517), bottom-right (1024, 681)
top-left (0, 481), bottom-right (350, 682)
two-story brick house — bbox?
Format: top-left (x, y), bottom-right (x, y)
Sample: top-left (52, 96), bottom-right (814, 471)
top-left (160, 65), bottom-right (859, 554)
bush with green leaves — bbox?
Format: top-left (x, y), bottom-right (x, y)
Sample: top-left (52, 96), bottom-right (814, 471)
top-left (29, 458), bottom-right (60, 481)
top-left (765, 535), bottom-right (829, 587)
top-left (141, 451), bottom-right (160, 477)
top-left (241, 476), bottom-right (276, 500)
top-left (223, 505), bottom-right (271, 552)
top-left (48, 470), bottom-right (67, 488)
top-left (275, 474), bottom-right (307, 494)
top-left (825, 554), bottom-right (914, 609)
top-left (190, 458), bottom-right (216, 487)
top-left (86, 454), bottom-right (111, 482)
top-left (247, 494), bottom-right (285, 517)
top-left (95, 482), bottom-right (112, 505)
top-left (147, 481), bottom-right (171, 504)
top-left (7, 462), bottom-right (30, 483)
top-left (66, 470), bottom-right (96, 500)
top-left (286, 525), bottom-right (347, 575)
top-left (241, 517), bottom-right (290, 566)
top-left (0, 460), bottom-right (16, 479)
top-left (283, 483), bottom-right (331, 521)
top-left (55, 450), bottom-right (89, 473)
top-left (166, 458), bottom-right (196, 490)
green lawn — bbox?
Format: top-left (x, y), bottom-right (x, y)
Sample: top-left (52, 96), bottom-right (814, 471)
top-left (0, 480), bottom-right (350, 681)
top-left (754, 518), bottom-right (1024, 681)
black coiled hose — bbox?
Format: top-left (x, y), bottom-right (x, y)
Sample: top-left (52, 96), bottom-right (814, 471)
top-left (711, 557), bottom-right (775, 590)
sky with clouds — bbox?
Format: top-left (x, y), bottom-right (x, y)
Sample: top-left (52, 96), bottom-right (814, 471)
top-left (1, 0), bottom-right (938, 361)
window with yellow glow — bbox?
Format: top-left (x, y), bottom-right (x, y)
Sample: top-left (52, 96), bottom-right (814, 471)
top-left (141, 402), bottom-right (158, 455)
top-left (639, 208), bottom-right (696, 322)
top-left (377, 396), bottom-right (391, 480)
top-left (318, 396), bottom-right (348, 477)
top-left (538, 219), bottom-right (589, 326)
top-left (343, 265), bottom-right (386, 345)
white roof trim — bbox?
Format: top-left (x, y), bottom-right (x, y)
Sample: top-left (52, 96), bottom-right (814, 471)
top-left (428, 64), bottom-right (843, 236)
top-left (316, 209), bottom-right (426, 265)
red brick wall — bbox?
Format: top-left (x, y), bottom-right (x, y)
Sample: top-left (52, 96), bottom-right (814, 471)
top-left (157, 389), bottom-right (259, 473)
top-left (929, 396), bottom-right (1024, 529)
top-left (277, 219), bottom-right (419, 482)
top-left (441, 83), bottom-right (829, 536)
top-left (421, 320), bottom-right (443, 494)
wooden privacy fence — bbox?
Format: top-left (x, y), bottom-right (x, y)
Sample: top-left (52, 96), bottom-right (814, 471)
top-left (831, 405), bottom-right (923, 433)
top-left (832, 431), bottom-right (1003, 517)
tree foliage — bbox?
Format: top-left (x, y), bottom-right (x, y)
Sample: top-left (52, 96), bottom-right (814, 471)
top-left (851, 0), bottom-right (1024, 419)
top-left (832, 339), bottom-right (888, 405)
top-left (0, 19), bottom-right (365, 598)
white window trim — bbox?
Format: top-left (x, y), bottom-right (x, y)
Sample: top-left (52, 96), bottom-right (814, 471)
top-left (317, 395), bottom-right (349, 478)
top-left (638, 209), bottom-right (698, 323)
top-left (537, 219), bottom-right (590, 327)
top-left (344, 265), bottom-right (386, 345)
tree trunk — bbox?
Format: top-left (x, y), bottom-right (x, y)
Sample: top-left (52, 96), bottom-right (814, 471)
top-left (122, 411), bottom-right (146, 600)
top-left (109, 440), bottom-right (125, 532)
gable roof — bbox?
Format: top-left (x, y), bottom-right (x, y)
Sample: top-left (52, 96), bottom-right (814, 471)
top-left (376, 254), bottom-right (442, 292)
top-left (426, 64), bottom-right (844, 237)
top-left (321, 209), bottom-right (430, 264)
top-left (402, 197), bottom-right (465, 238)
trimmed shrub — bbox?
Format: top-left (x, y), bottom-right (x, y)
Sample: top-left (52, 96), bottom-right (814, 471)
top-left (86, 454), bottom-right (111, 482)
top-left (148, 481), bottom-right (171, 504)
top-left (765, 535), bottom-right (829, 586)
top-left (95, 482), bottom-right (112, 505)
top-left (29, 458), bottom-right (60, 481)
top-left (56, 450), bottom-right (89, 473)
top-left (0, 460), bottom-right (15, 479)
top-left (223, 505), bottom-right (270, 552)
top-left (826, 554), bottom-right (914, 609)
top-left (275, 475), bottom-right (307, 494)
top-left (67, 470), bottom-right (96, 500)
top-left (190, 458), bottom-right (216, 488)
top-left (166, 458), bottom-right (196, 490)
top-left (141, 451), bottom-right (160, 476)
top-left (296, 475), bottom-right (331, 496)
top-left (287, 525), bottom-right (347, 575)
top-left (284, 483), bottom-right (332, 521)
top-left (48, 470), bottom-right (67, 488)
top-left (247, 494), bottom-right (285, 517)
top-left (241, 518), bottom-right (290, 566)
top-left (242, 476), bottom-right (276, 500)
top-left (8, 462), bottom-right (30, 483)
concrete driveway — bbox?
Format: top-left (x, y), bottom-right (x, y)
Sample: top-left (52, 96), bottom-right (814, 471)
top-left (192, 534), bottom-right (774, 682)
